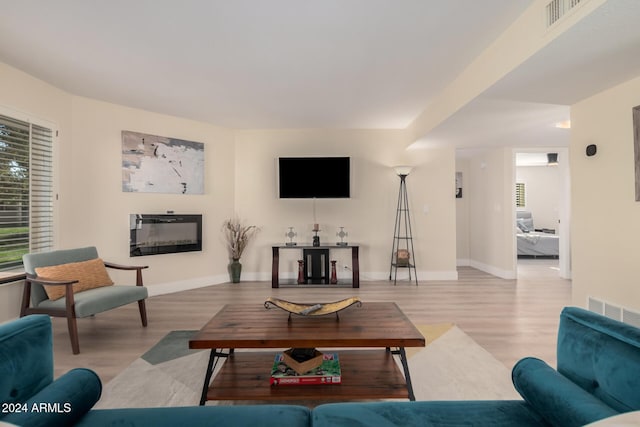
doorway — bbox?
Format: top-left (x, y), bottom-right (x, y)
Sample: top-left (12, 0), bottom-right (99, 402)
top-left (514, 149), bottom-right (571, 279)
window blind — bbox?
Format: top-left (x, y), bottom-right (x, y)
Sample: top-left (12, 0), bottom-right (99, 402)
top-left (515, 182), bottom-right (525, 208)
top-left (0, 114), bottom-right (53, 269)
top-left (30, 124), bottom-right (54, 253)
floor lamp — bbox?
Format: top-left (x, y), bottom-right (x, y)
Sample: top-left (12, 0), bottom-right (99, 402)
top-left (389, 166), bottom-right (418, 286)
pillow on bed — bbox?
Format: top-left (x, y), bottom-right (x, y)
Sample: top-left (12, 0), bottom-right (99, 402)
top-left (517, 219), bottom-right (531, 233)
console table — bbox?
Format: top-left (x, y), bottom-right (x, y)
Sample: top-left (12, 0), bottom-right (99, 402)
top-left (272, 245), bottom-right (359, 288)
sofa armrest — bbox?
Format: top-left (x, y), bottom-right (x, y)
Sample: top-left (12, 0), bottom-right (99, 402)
top-left (512, 357), bottom-right (619, 427)
top-left (2, 368), bottom-right (101, 427)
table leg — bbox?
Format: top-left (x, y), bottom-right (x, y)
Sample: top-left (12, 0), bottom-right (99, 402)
top-left (352, 246), bottom-right (360, 288)
top-left (272, 247), bottom-right (280, 288)
top-left (199, 348), bottom-right (230, 406)
top-left (391, 347), bottom-right (416, 401)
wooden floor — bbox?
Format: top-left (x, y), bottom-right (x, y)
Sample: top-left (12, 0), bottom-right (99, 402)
top-left (51, 260), bottom-right (571, 385)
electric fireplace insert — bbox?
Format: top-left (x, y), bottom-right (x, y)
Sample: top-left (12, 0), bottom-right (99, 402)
top-left (130, 214), bottom-right (202, 257)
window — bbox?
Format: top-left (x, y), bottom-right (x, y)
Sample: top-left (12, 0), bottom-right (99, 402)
top-left (0, 114), bottom-right (53, 270)
top-left (515, 182), bottom-right (525, 208)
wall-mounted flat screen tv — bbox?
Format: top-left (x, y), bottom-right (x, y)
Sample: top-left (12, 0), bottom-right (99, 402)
top-left (278, 157), bottom-right (350, 198)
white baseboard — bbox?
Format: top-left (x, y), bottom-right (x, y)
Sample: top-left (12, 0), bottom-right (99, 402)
top-left (468, 260), bottom-right (516, 280)
top-left (147, 268), bottom-right (460, 295)
top-left (146, 274), bottom-right (229, 297)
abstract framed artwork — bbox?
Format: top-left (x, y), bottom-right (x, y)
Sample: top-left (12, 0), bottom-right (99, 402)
top-left (122, 130), bottom-right (204, 194)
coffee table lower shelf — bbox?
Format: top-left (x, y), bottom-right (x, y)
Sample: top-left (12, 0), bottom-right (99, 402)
top-left (205, 349), bottom-right (409, 402)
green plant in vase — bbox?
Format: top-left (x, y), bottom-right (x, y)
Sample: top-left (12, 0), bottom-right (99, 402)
top-left (222, 217), bottom-right (258, 283)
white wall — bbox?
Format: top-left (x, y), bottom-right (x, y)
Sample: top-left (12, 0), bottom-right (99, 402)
top-left (234, 129), bottom-right (458, 281)
top-left (456, 158), bottom-right (470, 265)
top-left (466, 148), bottom-right (516, 279)
top-left (65, 97), bottom-right (236, 290)
top-left (516, 165), bottom-right (561, 231)
top-left (0, 62), bottom-right (72, 321)
top-left (570, 74), bottom-right (640, 310)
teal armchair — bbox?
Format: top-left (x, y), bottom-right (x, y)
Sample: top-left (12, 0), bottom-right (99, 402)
top-left (20, 247), bottom-right (149, 354)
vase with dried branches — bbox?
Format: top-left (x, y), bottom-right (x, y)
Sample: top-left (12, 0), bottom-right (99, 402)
top-left (222, 217), bottom-right (258, 283)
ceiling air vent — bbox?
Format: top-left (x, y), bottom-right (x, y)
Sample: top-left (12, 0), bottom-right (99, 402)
top-left (545, 0), bottom-right (584, 28)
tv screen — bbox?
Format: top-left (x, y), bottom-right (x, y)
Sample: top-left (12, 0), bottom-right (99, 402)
top-left (278, 157), bottom-right (350, 198)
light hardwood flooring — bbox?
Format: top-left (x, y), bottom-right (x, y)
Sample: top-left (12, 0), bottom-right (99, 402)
top-left (51, 260), bottom-right (571, 384)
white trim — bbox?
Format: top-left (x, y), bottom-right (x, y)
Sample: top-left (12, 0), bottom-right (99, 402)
top-left (456, 258), bottom-right (471, 267)
top-left (146, 274), bottom-right (228, 297)
top-left (469, 260), bottom-right (516, 279)
top-left (146, 268), bottom-right (461, 295)
top-left (0, 103), bottom-right (57, 131)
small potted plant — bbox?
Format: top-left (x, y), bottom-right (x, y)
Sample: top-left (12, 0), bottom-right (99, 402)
top-left (222, 217), bottom-right (258, 283)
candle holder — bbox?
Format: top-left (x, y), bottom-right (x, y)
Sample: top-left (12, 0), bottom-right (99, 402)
top-left (330, 260), bottom-right (338, 284)
top-left (285, 227), bottom-right (297, 246)
top-left (312, 224), bottom-right (321, 246)
top-left (336, 227), bottom-right (348, 246)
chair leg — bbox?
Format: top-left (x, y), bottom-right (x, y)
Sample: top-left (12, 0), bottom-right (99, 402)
top-left (138, 299), bottom-right (148, 327)
top-left (67, 315), bottom-right (80, 354)
top-left (20, 280), bottom-right (32, 317)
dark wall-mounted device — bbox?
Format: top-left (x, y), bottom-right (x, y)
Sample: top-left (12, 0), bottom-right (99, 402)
top-left (586, 144), bottom-right (597, 157)
top-left (130, 214), bottom-right (202, 257)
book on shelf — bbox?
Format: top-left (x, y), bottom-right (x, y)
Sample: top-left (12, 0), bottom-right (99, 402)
top-left (270, 352), bottom-right (341, 385)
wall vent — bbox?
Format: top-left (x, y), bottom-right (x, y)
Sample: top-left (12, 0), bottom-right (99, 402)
top-left (545, 0), bottom-right (584, 27)
top-left (588, 296), bottom-right (604, 314)
top-left (588, 296), bottom-right (640, 328)
top-left (623, 308), bottom-right (640, 329)
top-left (604, 303), bottom-right (622, 321)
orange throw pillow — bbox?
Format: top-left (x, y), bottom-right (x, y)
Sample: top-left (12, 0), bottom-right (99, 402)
top-left (35, 258), bottom-right (114, 301)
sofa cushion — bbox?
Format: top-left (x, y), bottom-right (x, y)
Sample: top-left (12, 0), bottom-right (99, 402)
top-left (35, 258), bottom-right (114, 301)
top-left (2, 368), bottom-right (102, 427)
top-left (312, 400), bottom-right (547, 427)
top-left (74, 405), bottom-right (311, 427)
top-left (512, 357), bottom-right (619, 427)
top-left (36, 285), bottom-right (148, 318)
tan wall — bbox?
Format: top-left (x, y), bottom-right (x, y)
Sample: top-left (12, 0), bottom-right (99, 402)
top-left (234, 129), bottom-right (458, 281)
top-left (0, 61), bottom-right (237, 318)
top-left (66, 97), bottom-right (236, 290)
top-left (570, 74), bottom-right (640, 310)
top-left (0, 62), bottom-right (72, 321)
top-left (467, 148), bottom-right (516, 278)
top-left (455, 158), bottom-right (470, 264)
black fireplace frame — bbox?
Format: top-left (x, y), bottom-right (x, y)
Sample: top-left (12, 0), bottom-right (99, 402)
top-left (129, 214), bottom-right (202, 257)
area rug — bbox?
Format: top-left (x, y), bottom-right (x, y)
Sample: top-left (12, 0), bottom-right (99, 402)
top-left (94, 324), bottom-right (519, 409)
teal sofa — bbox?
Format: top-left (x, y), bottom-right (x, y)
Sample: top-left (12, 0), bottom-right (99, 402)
top-left (0, 315), bottom-right (310, 427)
top-left (2, 307), bottom-right (639, 426)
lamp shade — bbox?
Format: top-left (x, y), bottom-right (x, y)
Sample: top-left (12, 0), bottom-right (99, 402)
top-left (394, 165), bottom-right (413, 176)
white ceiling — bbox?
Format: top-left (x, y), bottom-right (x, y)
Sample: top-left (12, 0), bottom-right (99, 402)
top-left (418, 0), bottom-right (640, 153)
top-left (0, 0), bottom-right (639, 151)
top-left (0, 0), bottom-right (531, 129)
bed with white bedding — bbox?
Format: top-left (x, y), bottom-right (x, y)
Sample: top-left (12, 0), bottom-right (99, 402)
top-left (516, 211), bottom-right (559, 257)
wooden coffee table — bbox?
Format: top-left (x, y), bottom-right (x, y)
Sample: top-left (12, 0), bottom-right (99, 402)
top-left (189, 302), bottom-right (425, 405)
